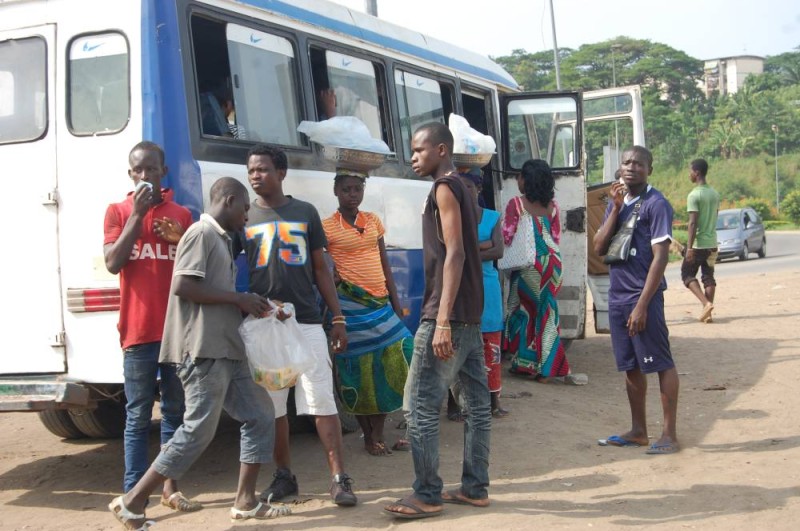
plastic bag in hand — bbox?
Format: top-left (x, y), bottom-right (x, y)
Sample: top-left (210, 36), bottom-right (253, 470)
top-left (239, 303), bottom-right (315, 391)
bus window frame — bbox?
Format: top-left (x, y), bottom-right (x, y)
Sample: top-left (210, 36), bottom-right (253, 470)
top-left (390, 61), bottom-right (457, 166)
top-left (305, 37), bottom-right (395, 154)
top-left (0, 34), bottom-right (49, 146)
top-left (65, 30), bottom-right (131, 137)
top-left (181, 5), bottom-right (312, 164)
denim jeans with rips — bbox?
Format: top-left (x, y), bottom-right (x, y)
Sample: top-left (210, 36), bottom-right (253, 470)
top-left (404, 320), bottom-right (491, 504)
top-left (123, 342), bottom-right (184, 493)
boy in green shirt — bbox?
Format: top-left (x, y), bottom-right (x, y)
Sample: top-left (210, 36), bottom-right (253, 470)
top-left (681, 158), bottom-right (720, 322)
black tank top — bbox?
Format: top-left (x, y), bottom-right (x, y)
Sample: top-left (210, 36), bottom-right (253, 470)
top-left (420, 173), bottom-right (483, 324)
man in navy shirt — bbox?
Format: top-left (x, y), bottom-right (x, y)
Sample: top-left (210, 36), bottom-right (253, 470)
top-left (593, 146), bottom-right (680, 455)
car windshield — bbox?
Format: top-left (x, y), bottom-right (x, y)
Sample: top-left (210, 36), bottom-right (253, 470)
top-left (717, 213), bottom-right (740, 230)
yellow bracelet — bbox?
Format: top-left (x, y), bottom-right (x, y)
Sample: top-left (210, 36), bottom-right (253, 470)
top-left (435, 324), bottom-right (451, 330)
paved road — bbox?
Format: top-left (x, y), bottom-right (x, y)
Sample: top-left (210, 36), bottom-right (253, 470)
top-left (665, 231), bottom-right (800, 285)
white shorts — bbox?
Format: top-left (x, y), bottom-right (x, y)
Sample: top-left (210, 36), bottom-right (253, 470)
top-left (267, 323), bottom-right (337, 417)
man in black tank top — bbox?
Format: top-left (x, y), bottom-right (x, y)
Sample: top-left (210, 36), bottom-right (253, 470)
top-left (384, 122), bottom-right (491, 519)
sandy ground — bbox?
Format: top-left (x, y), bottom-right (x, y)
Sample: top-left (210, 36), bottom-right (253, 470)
top-left (2, 267), bottom-right (800, 530)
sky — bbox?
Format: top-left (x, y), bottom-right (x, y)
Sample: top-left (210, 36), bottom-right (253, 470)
top-left (331, 0), bottom-right (799, 60)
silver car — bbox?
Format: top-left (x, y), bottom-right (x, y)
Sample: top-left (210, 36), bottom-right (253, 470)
top-left (716, 208), bottom-right (766, 261)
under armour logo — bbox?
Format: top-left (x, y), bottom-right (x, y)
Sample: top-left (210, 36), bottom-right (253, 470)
top-left (643, 356), bottom-right (653, 363)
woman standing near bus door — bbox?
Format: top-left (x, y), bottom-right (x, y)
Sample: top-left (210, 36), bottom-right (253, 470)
top-left (502, 159), bottom-right (585, 384)
top-left (322, 169), bottom-right (414, 456)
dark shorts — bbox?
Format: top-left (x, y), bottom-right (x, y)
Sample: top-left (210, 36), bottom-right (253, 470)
top-left (681, 248), bottom-right (718, 287)
top-left (609, 292), bottom-right (674, 374)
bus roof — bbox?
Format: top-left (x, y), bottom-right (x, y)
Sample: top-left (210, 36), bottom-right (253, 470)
top-left (234, 0), bottom-right (520, 90)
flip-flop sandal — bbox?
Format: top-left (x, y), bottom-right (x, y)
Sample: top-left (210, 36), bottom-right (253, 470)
top-left (597, 435), bottom-right (642, 447)
top-left (646, 442), bottom-right (680, 455)
top-left (161, 491), bottom-right (203, 512)
top-left (391, 439), bottom-right (411, 452)
top-left (442, 489), bottom-right (490, 508)
top-left (230, 500), bottom-right (291, 522)
top-left (108, 496), bottom-right (155, 530)
top-left (383, 498), bottom-right (443, 519)
top-left (446, 411), bottom-right (465, 422)
top-left (492, 407), bottom-right (510, 418)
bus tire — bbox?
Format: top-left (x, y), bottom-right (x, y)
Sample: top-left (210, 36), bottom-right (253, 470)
top-left (68, 399), bottom-right (126, 438)
top-left (38, 409), bottom-right (85, 439)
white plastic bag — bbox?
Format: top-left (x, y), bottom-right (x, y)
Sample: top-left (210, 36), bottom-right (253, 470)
top-left (238, 303), bottom-right (315, 391)
top-left (449, 113), bottom-right (496, 154)
top-left (297, 116), bottom-right (392, 153)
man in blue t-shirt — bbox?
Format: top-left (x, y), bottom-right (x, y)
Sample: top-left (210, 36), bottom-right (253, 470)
top-left (593, 146), bottom-right (680, 455)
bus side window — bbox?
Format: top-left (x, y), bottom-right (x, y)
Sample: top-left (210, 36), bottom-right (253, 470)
top-left (310, 47), bottom-right (389, 146)
top-left (0, 37), bottom-right (47, 144)
top-left (394, 69), bottom-right (453, 160)
top-left (191, 15), bottom-right (305, 147)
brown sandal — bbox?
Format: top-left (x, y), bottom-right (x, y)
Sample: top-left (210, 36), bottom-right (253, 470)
top-left (161, 491), bottom-right (203, 512)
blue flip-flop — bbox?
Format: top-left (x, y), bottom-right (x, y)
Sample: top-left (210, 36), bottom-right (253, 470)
top-left (646, 442), bottom-right (680, 455)
top-left (597, 435), bottom-right (641, 447)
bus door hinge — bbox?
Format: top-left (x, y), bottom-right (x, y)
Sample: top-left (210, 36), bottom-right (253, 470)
top-left (565, 207), bottom-right (586, 233)
top-left (43, 189), bottom-right (59, 206)
top-left (51, 331), bottom-right (66, 347)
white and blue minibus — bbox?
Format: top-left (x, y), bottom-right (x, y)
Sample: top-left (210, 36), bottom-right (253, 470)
top-left (0, 0), bottom-right (642, 437)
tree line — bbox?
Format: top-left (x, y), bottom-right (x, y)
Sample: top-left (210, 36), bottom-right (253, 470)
top-left (493, 39), bottom-right (800, 221)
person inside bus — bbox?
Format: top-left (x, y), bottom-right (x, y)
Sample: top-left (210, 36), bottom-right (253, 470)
top-left (236, 144), bottom-right (358, 507)
top-left (103, 141), bottom-right (199, 512)
top-left (318, 87), bottom-right (337, 120)
top-left (109, 177), bottom-right (290, 528)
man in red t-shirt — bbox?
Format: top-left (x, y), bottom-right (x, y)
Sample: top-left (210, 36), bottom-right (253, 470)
top-left (103, 141), bottom-right (199, 511)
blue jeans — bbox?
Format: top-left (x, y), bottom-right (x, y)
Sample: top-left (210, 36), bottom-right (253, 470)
top-left (404, 321), bottom-right (491, 504)
top-left (153, 356), bottom-right (275, 480)
top-left (123, 342), bottom-right (184, 492)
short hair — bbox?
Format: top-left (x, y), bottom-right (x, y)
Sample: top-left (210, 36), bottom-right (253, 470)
top-left (519, 159), bottom-right (555, 205)
top-left (129, 141), bottom-right (165, 166)
top-left (209, 176), bottom-right (247, 204)
top-left (413, 122), bottom-right (454, 153)
top-left (247, 144), bottom-right (288, 171)
top-left (690, 158), bottom-right (708, 177)
top-left (623, 145), bottom-right (653, 168)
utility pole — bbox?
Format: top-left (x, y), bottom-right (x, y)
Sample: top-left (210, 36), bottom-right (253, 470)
top-left (772, 124), bottom-right (780, 215)
top-left (365, 0), bottom-right (377, 17)
top-left (549, 0), bottom-right (561, 90)
top-left (611, 43), bottom-right (622, 164)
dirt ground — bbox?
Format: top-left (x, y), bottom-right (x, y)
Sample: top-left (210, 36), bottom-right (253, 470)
top-left (2, 266), bottom-right (800, 530)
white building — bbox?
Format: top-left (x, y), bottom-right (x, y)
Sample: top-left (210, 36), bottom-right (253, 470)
top-left (703, 55), bottom-right (764, 97)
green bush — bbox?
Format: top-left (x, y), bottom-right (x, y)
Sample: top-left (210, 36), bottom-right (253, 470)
top-left (780, 190), bottom-right (800, 224)
top-left (735, 197), bottom-right (775, 220)
top-left (764, 220), bottom-right (793, 230)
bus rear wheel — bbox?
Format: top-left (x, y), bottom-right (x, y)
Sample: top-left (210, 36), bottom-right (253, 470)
top-left (68, 399), bottom-right (126, 438)
top-left (38, 409), bottom-right (85, 439)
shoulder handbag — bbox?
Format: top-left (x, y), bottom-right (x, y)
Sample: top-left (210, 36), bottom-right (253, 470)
top-left (603, 195), bottom-right (644, 265)
top-left (498, 198), bottom-right (537, 272)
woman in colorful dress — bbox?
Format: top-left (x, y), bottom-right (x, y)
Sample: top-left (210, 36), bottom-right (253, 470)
top-left (502, 159), bottom-right (571, 381)
top-left (322, 169), bottom-right (414, 456)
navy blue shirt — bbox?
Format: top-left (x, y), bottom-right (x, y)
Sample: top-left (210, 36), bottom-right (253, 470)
top-left (603, 186), bottom-right (673, 306)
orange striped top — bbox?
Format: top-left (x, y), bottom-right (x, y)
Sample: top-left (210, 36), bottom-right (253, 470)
top-left (322, 210), bottom-right (388, 297)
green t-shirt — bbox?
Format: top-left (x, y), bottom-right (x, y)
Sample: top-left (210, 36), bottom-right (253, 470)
top-left (687, 184), bottom-right (720, 249)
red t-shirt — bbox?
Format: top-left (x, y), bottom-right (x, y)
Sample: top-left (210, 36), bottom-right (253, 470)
top-left (103, 189), bottom-right (193, 349)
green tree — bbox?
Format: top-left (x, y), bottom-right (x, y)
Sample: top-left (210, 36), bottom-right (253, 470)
top-left (764, 47), bottom-right (800, 86)
top-left (781, 190), bottom-right (800, 224)
top-left (492, 48), bottom-right (572, 91)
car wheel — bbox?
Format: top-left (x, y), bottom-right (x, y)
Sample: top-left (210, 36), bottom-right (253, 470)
top-left (757, 238), bottom-right (766, 258)
top-left (738, 243), bottom-right (749, 261)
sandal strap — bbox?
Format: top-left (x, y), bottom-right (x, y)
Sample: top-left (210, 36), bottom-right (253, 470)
top-left (109, 496), bottom-right (146, 522)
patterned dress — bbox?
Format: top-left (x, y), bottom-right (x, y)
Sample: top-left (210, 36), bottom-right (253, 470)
top-left (503, 200), bottom-right (569, 378)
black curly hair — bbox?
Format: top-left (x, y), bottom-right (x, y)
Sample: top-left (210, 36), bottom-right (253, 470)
top-left (519, 159), bottom-right (554, 205)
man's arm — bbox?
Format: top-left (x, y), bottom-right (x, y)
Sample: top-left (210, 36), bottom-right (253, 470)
top-left (433, 183), bottom-right (465, 360)
top-left (479, 220), bottom-right (504, 261)
top-left (685, 211), bottom-right (698, 260)
top-left (174, 275), bottom-right (269, 317)
top-left (311, 248), bottom-right (347, 353)
top-left (103, 187), bottom-right (152, 274)
top-left (626, 240), bottom-right (670, 336)
top-left (593, 182), bottom-right (625, 256)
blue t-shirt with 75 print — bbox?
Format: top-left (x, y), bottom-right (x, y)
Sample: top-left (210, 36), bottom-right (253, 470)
top-left (603, 186), bottom-right (674, 306)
